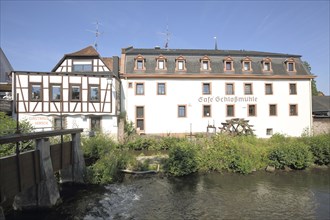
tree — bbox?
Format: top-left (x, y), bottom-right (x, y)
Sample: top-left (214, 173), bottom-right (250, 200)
top-left (303, 61), bottom-right (319, 96)
top-left (0, 112), bottom-right (34, 157)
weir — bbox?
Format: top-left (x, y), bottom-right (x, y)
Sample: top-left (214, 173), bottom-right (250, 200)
top-left (0, 129), bottom-right (85, 218)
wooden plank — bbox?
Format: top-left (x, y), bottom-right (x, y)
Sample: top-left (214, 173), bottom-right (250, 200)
top-left (19, 151), bottom-right (41, 191)
top-left (0, 128), bottom-right (83, 145)
top-left (62, 142), bottom-right (72, 169)
top-left (0, 156), bottom-right (20, 201)
top-left (50, 144), bottom-right (61, 172)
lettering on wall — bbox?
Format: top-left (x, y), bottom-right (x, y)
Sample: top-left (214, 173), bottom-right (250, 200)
top-left (198, 96), bottom-right (258, 103)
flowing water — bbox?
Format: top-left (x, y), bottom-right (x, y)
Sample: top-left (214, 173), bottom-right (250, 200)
top-left (6, 168), bottom-right (330, 220)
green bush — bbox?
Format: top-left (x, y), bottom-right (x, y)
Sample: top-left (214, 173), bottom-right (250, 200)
top-left (304, 134), bottom-right (330, 165)
top-left (126, 136), bottom-right (159, 150)
top-left (86, 149), bottom-right (133, 184)
top-left (166, 141), bottom-right (198, 176)
top-left (81, 133), bottom-right (117, 161)
top-left (268, 139), bottom-right (313, 169)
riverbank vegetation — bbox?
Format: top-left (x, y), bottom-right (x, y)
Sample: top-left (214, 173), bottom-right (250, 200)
top-left (81, 132), bottom-right (329, 183)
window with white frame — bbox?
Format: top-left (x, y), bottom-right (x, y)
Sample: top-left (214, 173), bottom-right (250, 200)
top-left (175, 56), bottom-right (186, 71)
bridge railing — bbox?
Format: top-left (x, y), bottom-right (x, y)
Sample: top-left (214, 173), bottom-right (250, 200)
top-left (0, 129), bottom-right (84, 208)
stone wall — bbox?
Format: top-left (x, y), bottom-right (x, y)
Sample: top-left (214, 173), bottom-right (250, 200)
top-left (313, 117), bottom-right (330, 135)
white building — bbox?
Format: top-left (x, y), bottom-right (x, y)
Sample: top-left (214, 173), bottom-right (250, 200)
top-left (120, 47), bottom-right (314, 138)
top-left (12, 46), bottom-right (121, 139)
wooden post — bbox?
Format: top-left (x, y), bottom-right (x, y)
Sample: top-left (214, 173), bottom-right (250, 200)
top-left (13, 138), bottom-right (60, 210)
top-left (60, 132), bottom-right (85, 183)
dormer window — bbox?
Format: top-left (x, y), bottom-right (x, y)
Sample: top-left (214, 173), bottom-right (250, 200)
top-left (224, 56), bottom-right (234, 72)
top-left (262, 57), bottom-right (273, 72)
top-left (200, 55), bottom-right (211, 71)
top-left (242, 57), bottom-right (252, 72)
top-left (175, 55), bottom-right (186, 71)
top-left (73, 60), bottom-right (93, 72)
top-left (134, 54), bottom-right (146, 71)
top-left (285, 57), bottom-right (296, 72)
top-left (156, 55), bottom-right (167, 71)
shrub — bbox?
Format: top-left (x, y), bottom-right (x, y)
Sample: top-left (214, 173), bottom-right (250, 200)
top-left (81, 133), bottom-right (118, 164)
top-left (304, 134), bottom-right (330, 165)
top-left (86, 149), bottom-right (133, 184)
top-left (268, 139), bottom-right (313, 169)
top-left (166, 141), bottom-right (198, 176)
top-left (126, 136), bottom-right (159, 150)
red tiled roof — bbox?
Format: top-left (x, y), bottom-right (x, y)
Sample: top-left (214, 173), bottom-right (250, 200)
top-left (66, 46), bottom-right (99, 56)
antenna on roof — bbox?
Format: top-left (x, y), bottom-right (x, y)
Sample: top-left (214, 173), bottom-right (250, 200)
top-left (159, 23), bottom-right (171, 50)
top-left (214, 37), bottom-right (218, 50)
top-left (87, 21), bottom-right (103, 51)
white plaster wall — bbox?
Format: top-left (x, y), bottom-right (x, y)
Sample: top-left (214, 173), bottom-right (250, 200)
top-left (123, 78), bottom-right (312, 138)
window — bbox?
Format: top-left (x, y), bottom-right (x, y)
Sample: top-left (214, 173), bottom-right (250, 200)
top-left (73, 60), bottom-right (92, 72)
top-left (175, 55), bottom-right (186, 71)
top-left (265, 83), bottom-right (273, 95)
top-left (158, 60), bottom-right (164, 69)
top-left (70, 84), bottom-right (81, 101)
top-left (50, 84), bottom-right (61, 101)
top-left (203, 83), bottom-right (211, 95)
top-left (30, 84), bottom-right (42, 101)
top-left (226, 105), bottom-right (235, 117)
top-left (178, 61), bottom-right (184, 70)
top-left (203, 105), bottom-right (211, 117)
top-left (226, 83), bottom-right (235, 95)
top-left (244, 83), bottom-right (253, 95)
top-left (134, 54), bottom-right (145, 71)
top-left (156, 55), bottom-right (167, 70)
top-left (178, 105), bottom-right (186, 117)
top-left (137, 60), bottom-right (143, 69)
top-left (136, 83), bottom-right (144, 95)
top-left (262, 57), bottom-right (272, 72)
top-left (91, 117), bottom-right (101, 131)
top-left (157, 83), bottom-right (166, 95)
top-left (266, 128), bottom-right (273, 136)
top-left (243, 62), bottom-right (250, 71)
top-left (285, 58), bottom-right (296, 72)
top-left (248, 104), bottom-right (256, 116)
top-left (242, 57), bottom-right (252, 72)
top-left (224, 56), bottom-right (234, 72)
top-left (290, 104), bottom-right (298, 116)
top-left (269, 104), bottom-right (277, 116)
top-left (202, 61), bottom-right (209, 70)
top-left (264, 62), bottom-right (271, 71)
top-left (289, 83), bottom-right (297, 95)
top-left (54, 117), bottom-right (65, 129)
top-left (200, 56), bottom-right (211, 71)
top-left (136, 106), bottom-right (145, 131)
top-left (89, 85), bottom-right (100, 101)
top-left (128, 82), bottom-right (133, 88)
top-left (288, 63), bottom-right (294, 71)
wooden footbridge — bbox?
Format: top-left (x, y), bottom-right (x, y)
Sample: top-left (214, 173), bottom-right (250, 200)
top-left (0, 129), bottom-right (85, 217)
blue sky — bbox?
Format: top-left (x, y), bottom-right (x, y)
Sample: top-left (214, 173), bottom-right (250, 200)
top-left (1, 0), bottom-right (329, 94)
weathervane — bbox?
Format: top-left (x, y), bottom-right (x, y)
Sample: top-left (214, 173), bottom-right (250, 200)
top-left (87, 21), bottom-right (103, 51)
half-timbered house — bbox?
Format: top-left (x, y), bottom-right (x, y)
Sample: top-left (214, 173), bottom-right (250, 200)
top-left (12, 46), bottom-right (120, 138)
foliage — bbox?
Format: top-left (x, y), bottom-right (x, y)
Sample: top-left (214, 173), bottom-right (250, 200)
top-left (81, 133), bottom-right (134, 184)
top-left (0, 112), bottom-right (34, 157)
top-left (81, 132), bottom-right (117, 162)
top-left (166, 141), bottom-right (198, 176)
top-left (268, 138), bottom-right (313, 169)
top-left (197, 134), bottom-right (268, 174)
top-left (86, 149), bottom-right (133, 184)
top-left (303, 134), bottom-right (330, 165)
top-left (303, 61), bottom-right (319, 96)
